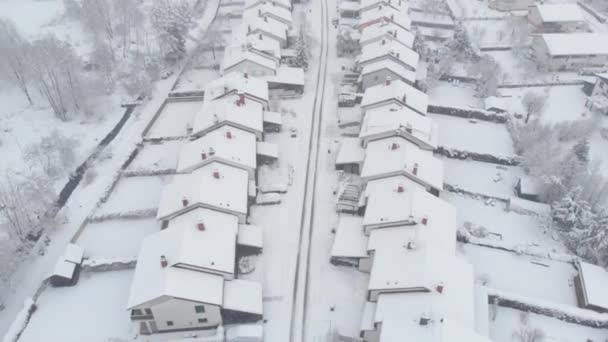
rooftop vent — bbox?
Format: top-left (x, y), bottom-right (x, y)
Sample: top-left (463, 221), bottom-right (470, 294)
top-left (419, 315), bottom-right (430, 326)
top-left (436, 283), bottom-right (444, 294)
top-left (201, 152), bottom-right (207, 160)
top-left (209, 147), bottom-right (216, 156)
top-left (197, 219), bottom-right (206, 231)
top-left (390, 142), bottom-right (399, 150)
top-left (182, 196), bottom-right (189, 207)
top-left (160, 255), bottom-right (168, 268)
top-left (226, 130), bottom-right (233, 139)
top-left (397, 184), bottom-right (404, 193)
top-left (413, 163), bottom-right (419, 175)
top-left (213, 169), bottom-right (220, 179)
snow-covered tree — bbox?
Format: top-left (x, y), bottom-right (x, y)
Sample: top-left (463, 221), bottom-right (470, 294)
top-left (63, 0), bottom-right (82, 20)
top-left (150, 0), bottom-right (193, 62)
top-left (336, 30), bottom-right (360, 58)
top-left (471, 55), bottom-right (500, 97)
top-left (25, 130), bottom-right (76, 179)
top-left (522, 91), bottom-right (546, 123)
top-left (572, 138), bottom-right (590, 164)
top-left (112, 0), bottom-right (144, 58)
top-left (0, 18), bottom-right (34, 104)
top-left (294, 28), bottom-right (309, 70)
top-left (81, 0), bottom-right (115, 60)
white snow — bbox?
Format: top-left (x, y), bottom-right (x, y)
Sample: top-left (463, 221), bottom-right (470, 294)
top-left (331, 215), bottom-right (368, 258)
top-left (94, 176), bottom-right (168, 217)
top-left (534, 3), bottom-right (584, 23)
top-left (577, 260), bottom-right (608, 311)
top-left (359, 39), bottom-right (419, 71)
top-left (542, 33), bottom-right (608, 56)
top-left (125, 141), bottom-right (183, 173)
top-left (223, 279), bottom-right (264, 315)
top-left (145, 99), bottom-right (204, 139)
top-left (361, 80), bottom-right (429, 115)
top-left (335, 138), bottom-right (365, 165)
top-left (442, 157), bottom-right (522, 199)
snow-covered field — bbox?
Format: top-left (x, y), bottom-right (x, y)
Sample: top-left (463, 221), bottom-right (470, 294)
top-left (427, 81), bottom-right (482, 109)
top-left (442, 157), bottom-right (523, 198)
top-left (125, 141), bottom-right (183, 174)
top-left (94, 176), bottom-right (168, 217)
top-left (144, 100), bottom-right (203, 139)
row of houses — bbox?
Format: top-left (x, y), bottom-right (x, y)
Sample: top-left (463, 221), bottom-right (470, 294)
top-left (332, 4), bottom-right (493, 341)
top-left (125, 0), bottom-right (303, 334)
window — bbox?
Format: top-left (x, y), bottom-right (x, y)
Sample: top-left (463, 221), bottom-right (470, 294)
top-left (198, 318), bottom-right (208, 324)
top-left (131, 309), bottom-right (143, 316)
top-left (144, 308), bottom-right (152, 315)
top-left (167, 321), bottom-right (174, 327)
top-left (194, 305), bottom-right (205, 313)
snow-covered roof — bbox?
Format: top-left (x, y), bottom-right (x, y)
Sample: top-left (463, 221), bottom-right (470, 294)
top-left (244, 0), bottom-right (291, 10)
top-left (484, 96), bottom-right (508, 112)
top-left (360, 136), bottom-right (444, 190)
top-left (240, 16), bottom-right (289, 42)
top-left (360, 21), bottom-right (414, 48)
top-left (244, 3), bottom-right (293, 25)
top-left (541, 33), bottom-right (608, 57)
top-left (52, 259), bottom-right (76, 279)
top-left (63, 243), bottom-right (84, 264)
top-left (518, 175), bottom-right (540, 196)
top-left (331, 215), bottom-right (369, 258)
top-left (237, 224), bottom-right (264, 249)
top-left (205, 72), bottom-right (269, 105)
top-left (226, 325), bottom-right (264, 340)
top-left (127, 227), bottom-right (226, 309)
top-left (231, 33), bottom-right (282, 59)
top-left (177, 126), bottom-right (257, 173)
top-left (597, 73), bottom-right (608, 82)
top-left (534, 3), bottom-right (584, 23)
top-left (361, 59), bottom-right (416, 85)
top-left (223, 279), bottom-right (264, 315)
top-left (222, 45), bottom-right (278, 75)
top-left (336, 137), bottom-right (365, 165)
top-left (360, 104), bottom-right (438, 149)
top-left (263, 110), bottom-right (283, 125)
top-left (359, 0), bottom-right (408, 13)
top-left (263, 66), bottom-right (305, 86)
top-left (360, 301), bottom-right (377, 331)
top-left (358, 7), bottom-right (411, 31)
top-left (360, 79), bottom-right (429, 115)
top-left (157, 162), bottom-right (249, 221)
top-left (256, 141), bottom-right (279, 159)
top-left (340, 0), bottom-right (359, 11)
top-left (359, 39), bottom-right (419, 71)
top-left (192, 97), bottom-right (264, 137)
top-left (577, 261), bottom-right (608, 310)
top-left (362, 176), bottom-right (454, 229)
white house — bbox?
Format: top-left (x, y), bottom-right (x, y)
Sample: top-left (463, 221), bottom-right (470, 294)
top-left (359, 0), bottom-right (407, 14)
top-left (359, 21), bottom-right (414, 49)
top-left (360, 79), bottom-right (429, 116)
top-left (244, 3), bottom-right (293, 27)
top-left (192, 97), bottom-right (265, 140)
top-left (359, 39), bottom-right (419, 74)
top-left (528, 3), bottom-right (584, 33)
top-left (361, 59), bottom-right (417, 90)
top-left (157, 162), bottom-right (251, 223)
top-left (204, 72), bottom-right (270, 109)
top-left (359, 106), bottom-right (438, 150)
top-left (532, 33), bottom-right (608, 70)
top-left (488, 0), bottom-right (531, 11)
top-left (222, 45), bottom-right (278, 77)
top-left (241, 15), bottom-right (289, 48)
top-left (244, 0), bottom-right (291, 11)
top-left (359, 136), bottom-right (443, 194)
top-left (177, 126), bottom-right (258, 178)
top-left (231, 33), bottom-right (282, 60)
top-left (357, 6), bottom-right (411, 32)
top-left (335, 137), bottom-right (366, 174)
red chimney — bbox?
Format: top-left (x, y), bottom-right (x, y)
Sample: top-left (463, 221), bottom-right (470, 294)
top-left (397, 184), bottom-right (404, 193)
top-left (213, 170), bottom-right (220, 179)
top-left (422, 216), bottom-right (428, 225)
top-left (413, 163), bottom-right (419, 175)
top-left (244, 72), bottom-right (249, 79)
top-left (258, 8), bottom-right (262, 15)
top-left (385, 77), bottom-right (391, 86)
top-left (160, 255), bottom-right (168, 268)
top-left (436, 283), bottom-right (444, 294)
top-left (226, 130), bottom-right (233, 139)
top-left (390, 142), bottom-right (399, 150)
top-left (201, 152), bottom-right (207, 160)
top-left (197, 220), bottom-right (206, 231)
top-left (239, 93), bottom-right (245, 105)
top-left (182, 196), bottom-right (189, 207)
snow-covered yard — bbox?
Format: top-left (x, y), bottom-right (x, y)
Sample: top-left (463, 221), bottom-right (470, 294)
top-left (461, 244), bottom-right (578, 306)
top-left (144, 99), bottom-right (203, 139)
top-left (173, 68), bottom-right (221, 92)
top-left (446, 0), bottom-right (505, 18)
top-left (76, 218), bottom-right (160, 260)
top-left (125, 141), bottom-right (183, 174)
top-left (430, 114), bottom-right (516, 157)
top-left (442, 157), bottom-right (523, 199)
top-left (427, 81), bottom-right (482, 109)
top-left (18, 270), bottom-right (134, 342)
top-left (489, 306), bottom-right (608, 342)
top-left (94, 176), bottom-right (168, 217)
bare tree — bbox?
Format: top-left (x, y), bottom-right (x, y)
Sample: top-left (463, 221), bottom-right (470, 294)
top-left (0, 18), bottom-right (34, 104)
top-left (522, 91), bottom-right (547, 123)
top-left (112, 0), bottom-right (144, 58)
top-left (81, 0), bottom-right (114, 44)
top-left (512, 312), bottom-right (545, 342)
top-left (471, 55), bottom-right (500, 97)
top-left (25, 130), bottom-right (76, 179)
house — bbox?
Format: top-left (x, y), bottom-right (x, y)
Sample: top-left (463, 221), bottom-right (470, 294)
top-left (515, 175), bottom-right (541, 202)
top-left (127, 211), bottom-right (263, 334)
top-left (263, 110), bottom-right (283, 132)
top-left (574, 260), bottom-right (608, 313)
top-left (204, 72), bottom-right (269, 109)
top-left (244, 3), bottom-right (293, 27)
top-left (528, 3), bottom-right (584, 33)
top-left (361, 60), bottom-right (417, 89)
top-left (50, 243), bottom-right (84, 287)
top-left (157, 162), bottom-right (251, 223)
top-left (488, 0), bottom-right (531, 11)
top-left (240, 15), bottom-right (289, 48)
top-left (335, 137), bottom-right (366, 174)
top-left (191, 97), bottom-right (265, 140)
top-left (222, 45), bottom-right (278, 77)
top-left (532, 33), bottom-right (608, 70)
top-left (484, 96), bottom-right (508, 113)
top-left (339, 0), bottom-right (359, 18)
top-left (359, 21), bottom-right (414, 49)
top-left (358, 37), bottom-right (419, 73)
top-left (231, 33), bottom-right (282, 60)
top-left (262, 66), bottom-right (306, 94)
top-left (244, 0), bottom-right (291, 11)
top-left (361, 176), bottom-right (453, 232)
top-left (357, 6), bottom-right (411, 32)
top-left (360, 79), bottom-right (429, 116)
top-left (359, 0), bottom-right (407, 14)
top-left (360, 136), bottom-right (444, 194)
top-left (330, 215), bottom-right (370, 269)
top-left (177, 126), bottom-right (258, 178)
top-left (359, 106), bottom-right (438, 150)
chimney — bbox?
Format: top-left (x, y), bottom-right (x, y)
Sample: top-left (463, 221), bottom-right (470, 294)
top-left (436, 283), bottom-right (444, 294)
top-left (394, 30), bottom-right (397, 38)
top-left (213, 114), bottom-right (219, 123)
top-left (385, 76), bottom-right (391, 86)
top-left (413, 163), bottom-right (419, 175)
top-left (259, 33), bottom-right (263, 40)
top-left (390, 142), bottom-right (399, 150)
top-left (381, 39), bottom-right (386, 45)
top-left (258, 8), bottom-right (262, 15)
top-left (407, 241), bottom-right (416, 250)
top-left (397, 184), bottom-right (404, 193)
top-left (264, 16), bottom-right (268, 22)
top-left (160, 255), bottom-right (168, 268)
top-left (213, 169), bottom-right (220, 179)
top-left (244, 72), bottom-right (249, 79)
top-left (182, 196), bottom-right (189, 207)
top-left (391, 14), bottom-right (394, 20)
top-left (405, 123), bottom-right (412, 133)
top-left (419, 315), bottom-right (430, 326)
top-left (248, 25), bottom-right (252, 33)
top-left (201, 151), bottom-right (207, 160)
top-left (197, 219), bottom-right (206, 231)
top-left (226, 130), bottom-right (233, 139)
top-left (421, 216), bottom-right (428, 225)
top-left (396, 52), bottom-right (400, 58)
top-left (209, 147), bottom-right (216, 156)
top-left (402, 94), bottom-right (407, 103)
top-left (239, 93), bottom-right (245, 105)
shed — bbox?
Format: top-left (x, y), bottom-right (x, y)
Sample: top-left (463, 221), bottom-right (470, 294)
top-left (515, 176), bottom-right (541, 202)
top-left (330, 216), bottom-right (369, 268)
top-left (263, 111), bottom-right (282, 132)
top-left (256, 141), bottom-right (279, 164)
top-left (222, 279), bottom-right (264, 324)
top-left (49, 243), bottom-right (84, 287)
top-left (335, 137), bottom-right (365, 174)
top-left (237, 224), bottom-right (264, 255)
top-left (575, 260), bottom-right (608, 313)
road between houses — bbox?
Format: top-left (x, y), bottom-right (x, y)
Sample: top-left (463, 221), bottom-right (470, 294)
top-left (289, 0), bottom-right (330, 340)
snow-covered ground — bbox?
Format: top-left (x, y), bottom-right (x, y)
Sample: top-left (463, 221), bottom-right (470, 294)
top-left (93, 176), bottom-right (168, 217)
top-left (144, 100), bottom-right (204, 139)
top-left (125, 141), bottom-right (183, 174)
top-left (427, 81), bottom-right (482, 109)
top-left (446, 0), bottom-right (506, 18)
top-left (442, 157), bottom-right (523, 198)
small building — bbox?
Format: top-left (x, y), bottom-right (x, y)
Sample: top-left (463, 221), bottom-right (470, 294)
top-left (339, 0), bottom-right (360, 18)
top-left (359, 105), bottom-right (438, 150)
top-left (488, 0), bottom-right (531, 11)
top-left (335, 137), bottom-right (366, 174)
top-left (244, 0), bottom-right (291, 11)
top-left (591, 73), bottom-right (608, 98)
top-left (357, 7), bottom-right (411, 32)
top-left (222, 46), bottom-right (278, 77)
top-left (515, 175), bottom-right (541, 202)
top-left (244, 3), bottom-right (293, 27)
top-left (263, 110), bottom-right (283, 132)
top-left (262, 66), bottom-right (305, 94)
top-left (359, 0), bottom-right (407, 14)
top-left (575, 260), bottom-right (608, 313)
top-left (358, 37), bottom-right (419, 73)
top-left (204, 72), bottom-right (269, 109)
top-left (240, 16), bottom-right (289, 48)
top-left (192, 97), bottom-right (265, 140)
top-left (330, 215), bottom-right (369, 269)
top-left (232, 33), bottom-right (282, 60)
top-left (361, 60), bottom-right (416, 90)
top-left (484, 96), bottom-right (508, 113)
top-left (256, 141), bottom-right (279, 164)
top-left (360, 79), bottom-right (429, 116)
top-left (157, 162), bottom-right (251, 223)
top-left (237, 224), bottom-right (264, 256)
top-left (177, 126), bottom-right (258, 178)
top-left (532, 33), bottom-right (608, 70)
top-left (50, 243), bottom-right (84, 287)
top-left (359, 21), bottom-right (414, 49)
top-left (528, 3), bottom-right (584, 33)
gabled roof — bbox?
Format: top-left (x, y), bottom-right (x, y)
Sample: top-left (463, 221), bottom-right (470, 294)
top-left (361, 79), bottom-right (428, 115)
top-left (244, 0), bottom-right (291, 11)
top-left (359, 38), bottom-right (419, 71)
top-left (534, 3), bottom-right (584, 23)
top-left (362, 176), bottom-right (452, 229)
top-left (262, 66), bottom-right (305, 86)
top-left (222, 45), bottom-right (278, 75)
top-left (360, 105), bottom-right (438, 149)
top-left (541, 33), bottom-right (608, 57)
top-left (359, 0), bottom-right (408, 13)
top-left (157, 162), bottom-right (249, 221)
top-left (205, 72), bottom-right (269, 104)
top-left (240, 16), bottom-right (289, 42)
top-left (231, 33), bottom-right (282, 59)
top-left (360, 136), bottom-right (444, 190)
top-left (358, 7), bottom-right (411, 31)
top-left (336, 137), bottom-right (366, 165)
top-left (192, 97), bottom-right (264, 137)
top-left (360, 21), bottom-right (414, 48)
top-left (361, 59), bottom-right (416, 87)
top-left (244, 3), bottom-right (293, 25)
top-left (177, 126), bottom-right (257, 173)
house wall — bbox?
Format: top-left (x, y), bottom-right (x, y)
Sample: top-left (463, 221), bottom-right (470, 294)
top-left (547, 54), bottom-right (608, 70)
top-left (361, 69), bottom-right (413, 91)
top-left (225, 60), bottom-right (275, 78)
top-left (368, 287), bottom-right (429, 302)
top-left (150, 298), bottom-right (222, 332)
top-left (361, 326), bottom-right (381, 342)
top-left (253, 30), bottom-right (287, 48)
top-left (488, 0), bottom-right (531, 11)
